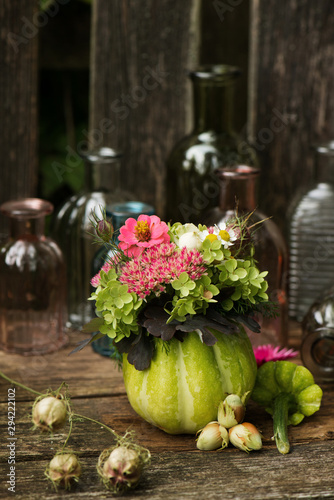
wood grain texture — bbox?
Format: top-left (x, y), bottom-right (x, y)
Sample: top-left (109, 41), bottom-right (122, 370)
top-left (249, 0), bottom-right (334, 234)
top-left (89, 0), bottom-right (201, 218)
top-left (0, 324), bottom-right (334, 498)
top-left (0, 0), bottom-right (39, 238)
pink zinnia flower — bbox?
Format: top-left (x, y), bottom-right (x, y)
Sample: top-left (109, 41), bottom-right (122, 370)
top-left (253, 344), bottom-right (298, 368)
top-left (118, 215), bottom-right (170, 257)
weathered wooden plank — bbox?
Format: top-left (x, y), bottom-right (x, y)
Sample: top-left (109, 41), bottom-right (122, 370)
top-left (0, 332), bottom-right (124, 402)
top-left (89, 0), bottom-right (201, 218)
top-left (0, 0), bottom-right (39, 239)
top-left (1, 321), bottom-right (334, 499)
top-left (1, 443), bottom-right (334, 499)
top-left (249, 0), bottom-right (334, 233)
top-left (1, 378), bottom-right (333, 459)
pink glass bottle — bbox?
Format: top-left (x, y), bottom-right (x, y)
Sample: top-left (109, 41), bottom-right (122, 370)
top-left (202, 165), bottom-right (289, 347)
top-left (0, 198), bottom-right (68, 355)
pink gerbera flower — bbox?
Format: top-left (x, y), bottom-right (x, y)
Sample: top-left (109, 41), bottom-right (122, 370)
top-left (118, 215), bottom-right (170, 257)
top-left (253, 344), bottom-right (298, 368)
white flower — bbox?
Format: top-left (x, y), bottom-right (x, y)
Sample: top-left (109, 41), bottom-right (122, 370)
top-left (174, 223), bottom-right (203, 250)
top-left (199, 223), bottom-right (237, 249)
top-left (178, 231), bottom-right (202, 250)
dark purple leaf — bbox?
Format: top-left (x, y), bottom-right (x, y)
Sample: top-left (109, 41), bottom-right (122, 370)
top-left (68, 331), bottom-right (104, 355)
top-left (127, 333), bottom-right (154, 371)
top-left (234, 314), bottom-right (261, 333)
top-left (115, 332), bottom-right (154, 371)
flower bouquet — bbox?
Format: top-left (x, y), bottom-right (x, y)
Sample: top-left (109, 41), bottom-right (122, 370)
top-left (82, 212), bottom-right (271, 435)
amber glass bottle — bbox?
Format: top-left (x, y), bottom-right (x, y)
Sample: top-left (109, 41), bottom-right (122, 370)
top-left (202, 166), bottom-right (289, 347)
top-left (165, 65), bottom-right (257, 224)
top-left (0, 198), bottom-right (67, 355)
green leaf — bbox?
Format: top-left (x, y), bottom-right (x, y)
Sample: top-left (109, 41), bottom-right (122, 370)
top-left (81, 317), bottom-right (104, 333)
top-left (225, 259), bottom-right (237, 273)
top-left (235, 268), bottom-right (247, 279)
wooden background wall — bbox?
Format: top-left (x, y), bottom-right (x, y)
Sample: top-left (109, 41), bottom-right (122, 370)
top-left (0, 0), bottom-right (39, 238)
top-left (1, 0), bottom-right (334, 238)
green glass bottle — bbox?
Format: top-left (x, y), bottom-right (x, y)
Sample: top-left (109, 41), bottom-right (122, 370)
top-left (165, 65), bottom-right (257, 224)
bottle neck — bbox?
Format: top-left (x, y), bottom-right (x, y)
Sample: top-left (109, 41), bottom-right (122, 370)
top-left (0, 199), bottom-right (52, 241)
top-left (9, 217), bottom-right (46, 240)
top-left (315, 151), bottom-right (334, 184)
top-left (84, 161), bottom-right (121, 192)
top-left (217, 167), bottom-right (259, 212)
top-left (192, 81), bottom-right (235, 134)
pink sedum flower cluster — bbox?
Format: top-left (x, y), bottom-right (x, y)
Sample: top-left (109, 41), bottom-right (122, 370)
top-left (119, 243), bottom-right (207, 299)
top-left (118, 215), bottom-right (170, 257)
top-left (91, 261), bottom-right (113, 288)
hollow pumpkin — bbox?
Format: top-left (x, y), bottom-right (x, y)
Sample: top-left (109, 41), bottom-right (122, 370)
top-left (122, 326), bottom-right (257, 435)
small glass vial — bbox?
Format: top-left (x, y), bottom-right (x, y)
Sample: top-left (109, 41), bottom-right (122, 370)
top-left (202, 165), bottom-right (289, 347)
top-left (301, 287), bottom-right (334, 381)
top-left (0, 198), bottom-right (67, 355)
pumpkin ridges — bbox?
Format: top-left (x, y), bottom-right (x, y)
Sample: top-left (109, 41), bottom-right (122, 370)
top-left (176, 340), bottom-right (196, 432)
top-left (122, 328), bottom-right (257, 434)
top-left (178, 332), bottom-right (222, 432)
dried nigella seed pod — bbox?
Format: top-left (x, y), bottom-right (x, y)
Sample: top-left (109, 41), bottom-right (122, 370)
top-left (32, 395), bottom-right (67, 432)
top-left (45, 452), bottom-right (81, 490)
top-left (97, 444), bottom-right (151, 492)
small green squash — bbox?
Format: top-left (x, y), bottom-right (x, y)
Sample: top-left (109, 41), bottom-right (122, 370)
top-left (122, 326), bottom-right (257, 434)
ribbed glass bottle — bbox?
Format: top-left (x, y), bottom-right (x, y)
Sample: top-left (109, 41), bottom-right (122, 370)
top-left (165, 65), bottom-right (257, 224)
top-left (0, 198), bottom-right (67, 355)
top-left (52, 147), bottom-right (131, 329)
top-left (289, 142), bottom-right (334, 321)
top-left (202, 165), bottom-right (289, 347)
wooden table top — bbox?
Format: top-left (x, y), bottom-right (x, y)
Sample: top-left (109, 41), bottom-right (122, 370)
top-left (1, 323), bottom-right (334, 499)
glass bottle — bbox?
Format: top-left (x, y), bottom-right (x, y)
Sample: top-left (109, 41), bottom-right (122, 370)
top-left (202, 165), bottom-right (289, 347)
top-left (289, 142), bottom-right (334, 322)
top-left (0, 198), bottom-right (67, 355)
top-left (52, 147), bottom-right (131, 330)
top-left (301, 287), bottom-right (334, 381)
top-left (165, 64), bottom-right (257, 224)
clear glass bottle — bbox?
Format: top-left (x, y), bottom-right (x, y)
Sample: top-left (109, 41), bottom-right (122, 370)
top-left (289, 142), bottom-right (334, 321)
top-left (52, 147), bottom-right (131, 330)
top-left (301, 287), bottom-right (334, 381)
top-left (202, 165), bottom-right (289, 347)
top-left (165, 64), bottom-right (257, 224)
top-left (0, 198), bottom-right (67, 355)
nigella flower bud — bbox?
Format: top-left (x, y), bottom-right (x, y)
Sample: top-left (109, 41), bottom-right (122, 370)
top-left (32, 396), bottom-right (67, 432)
top-left (196, 421), bottom-right (229, 451)
top-left (98, 445), bottom-right (149, 492)
top-left (226, 223), bottom-right (251, 255)
top-left (96, 218), bottom-right (114, 243)
top-left (229, 422), bottom-right (262, 452)
top-left (217, 394), bottom-right (246, 429)
top-left (46, 453), bottom-right (81, 490)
